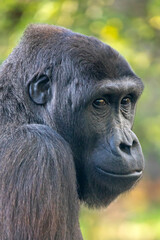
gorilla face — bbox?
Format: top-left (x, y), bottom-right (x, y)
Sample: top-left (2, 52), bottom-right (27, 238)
top-left (75, 77), bottom-right (144, 207)
top-left (51, 36), bottom-right (144, 207)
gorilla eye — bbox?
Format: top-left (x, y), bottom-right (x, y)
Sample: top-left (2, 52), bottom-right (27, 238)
top-left (93, 98), bottom-right (106, 107)
top-left (121, 96), bottom-right (131, 106)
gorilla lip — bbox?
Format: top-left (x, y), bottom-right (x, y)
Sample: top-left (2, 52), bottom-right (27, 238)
top-left (96, 167), bottom-right (142, 179)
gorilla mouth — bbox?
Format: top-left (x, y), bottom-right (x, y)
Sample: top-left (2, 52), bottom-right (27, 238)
top-left (96, 167), bottom-right (142, 179)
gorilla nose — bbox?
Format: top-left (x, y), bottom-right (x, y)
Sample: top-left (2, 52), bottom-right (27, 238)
top-left (119, 140), bottom-right (137, 155)
top-left (109, 128), bottom-right (139, 157)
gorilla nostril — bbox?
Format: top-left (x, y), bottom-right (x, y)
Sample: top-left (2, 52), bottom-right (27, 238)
top-left (119, 143), bottom-right (131, 155)
top-left (132, 140), bottom-right (137, 147)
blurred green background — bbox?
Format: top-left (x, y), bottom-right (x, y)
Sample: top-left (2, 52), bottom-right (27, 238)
top-left (0, 0), bottom-right (160, 239)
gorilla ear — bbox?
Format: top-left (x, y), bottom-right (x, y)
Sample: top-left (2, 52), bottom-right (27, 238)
top-left (28, 74), bottom-right (52, 105)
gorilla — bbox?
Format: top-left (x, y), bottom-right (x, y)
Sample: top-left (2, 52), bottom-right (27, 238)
top-left (0, 24), bottom-right (144, 240)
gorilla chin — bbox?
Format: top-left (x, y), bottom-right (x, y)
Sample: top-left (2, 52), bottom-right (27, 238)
top-left (79, 163), bottom-right (142, 208)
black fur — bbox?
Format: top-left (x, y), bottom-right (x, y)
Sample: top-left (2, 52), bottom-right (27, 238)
top-left (0, 24), bottom-right (144, 240)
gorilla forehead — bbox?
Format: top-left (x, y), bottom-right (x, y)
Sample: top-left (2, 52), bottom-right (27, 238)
top-left (22, 24), bottom-right (135, 82)
top-left (67, 36), bottom-right (135, 81)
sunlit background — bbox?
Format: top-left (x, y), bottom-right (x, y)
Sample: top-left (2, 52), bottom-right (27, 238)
top-left (0, 0), bottom-right (160, 239)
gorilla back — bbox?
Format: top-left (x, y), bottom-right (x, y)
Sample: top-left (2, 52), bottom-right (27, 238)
top-left (0, 24), bottom-right (144, 240)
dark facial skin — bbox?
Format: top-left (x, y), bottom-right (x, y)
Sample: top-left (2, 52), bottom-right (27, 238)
top-left (73, 77), bottom-right (144, 206)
